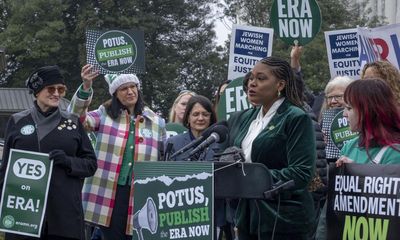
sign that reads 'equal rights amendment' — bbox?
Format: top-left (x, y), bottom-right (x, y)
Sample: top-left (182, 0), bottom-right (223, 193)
top-left (325, 29), bottom-right (361, 79)
top-left (270, 0), bottom-right (321, 45)
top-left (133, 161), bottom-right (214, 240)
top-left (86, 29), bottom-right (145, 74)
top-left (227, 24), bottom-right (273, 81)
top-left (0, 149), bottom-right (53, 237)
top-left (327, 163), bottom-right (400, 240)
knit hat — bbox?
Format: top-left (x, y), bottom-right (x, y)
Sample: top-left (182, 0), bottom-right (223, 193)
top-left (104, 74), bottom-right (140, 95)
top-left (26, 65), bottom-right (65, 95)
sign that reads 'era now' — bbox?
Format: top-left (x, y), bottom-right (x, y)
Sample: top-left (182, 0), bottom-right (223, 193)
top-left (86, 29), bottom-right (145, 74)
top-left (270, 0), bottom-right (321, 45)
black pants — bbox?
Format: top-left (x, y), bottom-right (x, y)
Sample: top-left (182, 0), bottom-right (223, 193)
top-left (99, 184), bottom-right (131, 240)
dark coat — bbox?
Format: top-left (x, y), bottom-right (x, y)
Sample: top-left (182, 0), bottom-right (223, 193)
top-left (227, 99), bottom-right (316, 235)
top-left (0, 107), bottom-right (97, 239)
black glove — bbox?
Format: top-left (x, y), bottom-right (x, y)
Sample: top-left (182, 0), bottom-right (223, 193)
top-left (49, 149), bottom-right (71, 170)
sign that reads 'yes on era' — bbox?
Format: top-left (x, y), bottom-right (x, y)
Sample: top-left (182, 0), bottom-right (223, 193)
top-left (270, 0), bottom-right (321, 45)
top-left (86, 29), bottom-right (145, 74)
top-left (227, 24), bottom-right (273, 81)
top-left (325, 29), bottom-right (361, 79)
top-left (0, 149), bottom-right (53, 237)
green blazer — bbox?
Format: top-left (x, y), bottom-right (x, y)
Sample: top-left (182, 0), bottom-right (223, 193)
top-left (227, 99), bottom-right (316, 235)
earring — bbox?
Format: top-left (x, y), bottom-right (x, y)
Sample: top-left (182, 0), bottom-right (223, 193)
top-left (278, 90), bottom-right (281, 97)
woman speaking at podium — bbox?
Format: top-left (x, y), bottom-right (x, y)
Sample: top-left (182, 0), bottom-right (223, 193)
top-left (227, 56), bottom-right (316, 239)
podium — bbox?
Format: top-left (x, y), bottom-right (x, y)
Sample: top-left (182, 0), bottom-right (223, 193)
top-left (214, 161), bottom-right (295, 200)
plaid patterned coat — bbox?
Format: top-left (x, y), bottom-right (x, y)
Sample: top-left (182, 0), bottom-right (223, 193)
top-left (69, 90), bottom-right (166, 235)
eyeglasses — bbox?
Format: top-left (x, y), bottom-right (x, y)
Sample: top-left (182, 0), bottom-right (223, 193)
top-left (45, 86), bottom-right (66, 95)
top-left (326, 95), bottom-right (344, 102)
top-left (190, 112), bottom-right (211, 118)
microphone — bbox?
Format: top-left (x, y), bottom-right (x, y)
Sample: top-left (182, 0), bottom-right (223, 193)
top-left (169, 121), bottom-right (227, 159)
top-left (164, 142), bottom-right (173, 161)
top-left (216, 146), bottom-right (245, 162)
top-left (188, 125), bottom-right (228, 158)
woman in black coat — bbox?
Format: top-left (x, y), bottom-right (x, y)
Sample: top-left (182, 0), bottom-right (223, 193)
top-left (0, 66), bottom-right (97, 240)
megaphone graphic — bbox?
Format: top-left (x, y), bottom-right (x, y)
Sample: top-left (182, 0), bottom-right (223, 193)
top-left (133, 197), bottom-right (158, 240)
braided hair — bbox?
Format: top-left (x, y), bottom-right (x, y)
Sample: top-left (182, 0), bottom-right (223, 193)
top-left (259, 56), bottom-right (303, 108)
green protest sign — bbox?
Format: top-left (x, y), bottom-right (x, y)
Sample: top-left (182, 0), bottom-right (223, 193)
top-left (133, 161), bottom-right (214, 240)
top-left (329, 110), bottom-right (358, 150)
top-left (0, 149), bottom-right (53, 237)
top-left (166, 123), bottom-right (188, 139)
top-left (270, 0), bottom-right (321, 45)
top-left (216, 76), bottom-right (251, 121)
top-left (86, 29), bottom-right (145, 74)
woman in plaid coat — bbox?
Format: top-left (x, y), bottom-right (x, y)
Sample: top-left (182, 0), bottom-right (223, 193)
top-left (69, 64), bottom-right (166, 240)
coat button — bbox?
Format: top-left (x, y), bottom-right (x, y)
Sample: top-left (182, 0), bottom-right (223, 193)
top-left (139, 118), bottom-right (144, 123)
top-left (139, 137), bottom-right (144, 143)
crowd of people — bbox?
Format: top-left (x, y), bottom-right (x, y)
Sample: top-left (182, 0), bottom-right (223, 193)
top-left (1, 46), bottom-right (400, 240)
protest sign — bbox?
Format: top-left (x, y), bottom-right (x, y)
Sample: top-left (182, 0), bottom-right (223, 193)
top-left (86, 29), bottom-right (145, 74)
top-left (216, 76), bottom-right (251, 121)
top-left (227, 24), bottom-right (273, 81)
top-left (133, 161), bottom-right (214, 240)
top-left (327, 163), bottom-right (400, 240)
top-left (325, 29), bottom-right (360, 79)
top-left (165, 123), bottom-right (187, 139)
top-left (321, 108), bottom-right (358, 159)
top-left (270, 0), bottom-right (321, 45)
top-left (358, 23), bottom-right (400, 70)
top-left (0, 149), bottom-right (53, 237)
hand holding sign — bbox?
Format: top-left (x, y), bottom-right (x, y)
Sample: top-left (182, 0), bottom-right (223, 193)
top-left (81, 64), bottom-right (99, 90)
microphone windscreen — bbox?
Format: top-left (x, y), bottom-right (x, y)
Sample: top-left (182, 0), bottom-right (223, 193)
top-left (213, 125), bottom-right (228, 142)
top-left (219, 146), bottom-right (244, 162)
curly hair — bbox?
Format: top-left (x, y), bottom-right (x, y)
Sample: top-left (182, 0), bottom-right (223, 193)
top-left (361, 61), bottom-right (400, 103)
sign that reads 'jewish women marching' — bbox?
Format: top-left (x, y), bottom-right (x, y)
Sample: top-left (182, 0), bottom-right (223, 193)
top-left (325, 29), bottom-right (361, 79)
top-left (86, 29), bottom-right (145, 74)
top-left (133, 162), bottom-right (214, 240)
top-left (270, 0), bottom-right (321, 45)
top-left (227, 24), bottom-right (273, 81)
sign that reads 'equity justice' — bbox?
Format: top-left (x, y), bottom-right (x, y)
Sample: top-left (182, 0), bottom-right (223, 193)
top-left (270, 0), bottom-right (321, 45)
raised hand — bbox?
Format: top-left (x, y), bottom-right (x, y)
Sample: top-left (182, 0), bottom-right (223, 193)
top-left (81, 64), bottom-right (100, 90)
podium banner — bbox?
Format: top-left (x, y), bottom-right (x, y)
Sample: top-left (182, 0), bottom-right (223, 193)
top-left (0, 149), bottom-right (53, 237)
top-left (133, 161), bottom-right (214, 240)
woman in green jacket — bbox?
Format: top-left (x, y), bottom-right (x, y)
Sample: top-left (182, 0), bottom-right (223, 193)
top-left (227, 56), bottom-right (316, 239)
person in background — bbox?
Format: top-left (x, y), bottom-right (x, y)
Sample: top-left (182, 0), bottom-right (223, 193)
top-left (168, 90), bottom-right (196, 124)
top-left (227, 56), bottom-right (316, 239)
top-left (165, 95), bottom-right (228, 239)
top-left (0, 66), bottom-right (97, 240)
top-left (317, 79), bottom-right (400, 240)
top-left (361, 60), bottom-right (400, 103)
top-left (68, 64), bottom-right (166, 240)
top-left (214, 79), bottom-right (232, 112)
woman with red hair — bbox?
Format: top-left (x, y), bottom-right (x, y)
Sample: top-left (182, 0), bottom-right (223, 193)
top-left (337, 78), bottom-right (400, 165)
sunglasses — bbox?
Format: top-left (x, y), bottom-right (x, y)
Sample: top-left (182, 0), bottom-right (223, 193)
top-left (45, 86), bottom-right (67, 95)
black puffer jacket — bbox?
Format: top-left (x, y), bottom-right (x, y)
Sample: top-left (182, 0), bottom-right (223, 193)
top-left (304, 104), bottom-right (328, 195)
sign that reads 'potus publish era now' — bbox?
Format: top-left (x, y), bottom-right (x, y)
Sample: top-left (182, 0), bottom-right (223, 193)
top-left (0, 149), bottom-right (53, 237)
top-left (227, 24), bottom-right (273, 81)
top-left (133, 161), bottom-right (214, 240)
top-left (86, 29), bottom-right (145, 74)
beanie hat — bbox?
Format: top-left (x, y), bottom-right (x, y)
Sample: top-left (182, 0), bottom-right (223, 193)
top-left (104, 74), bottom-right (140, 95)
top-left (26, 65), bottom-right (65, 95)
